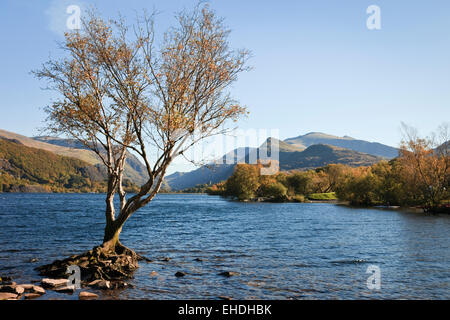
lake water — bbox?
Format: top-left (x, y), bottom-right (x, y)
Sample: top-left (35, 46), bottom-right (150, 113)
top-left (0, 193), bottom-right (449, 300)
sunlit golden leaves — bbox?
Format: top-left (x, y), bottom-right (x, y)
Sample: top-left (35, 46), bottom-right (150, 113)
top-left (34, 6), bottom-right (249, 216)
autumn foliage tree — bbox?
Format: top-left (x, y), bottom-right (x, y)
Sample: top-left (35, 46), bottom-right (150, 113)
top-left (224, 163), bottom-right (260, 200)
top-left (34, 6), bottom-right (249, 268)
top-left (397, 123), bottom-right (450, 209)
top-left (335, 124), bottom-right (450, 210)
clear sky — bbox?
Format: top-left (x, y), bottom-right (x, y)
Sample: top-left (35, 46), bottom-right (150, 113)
top-left (1, 0), bottom-right (449, 172)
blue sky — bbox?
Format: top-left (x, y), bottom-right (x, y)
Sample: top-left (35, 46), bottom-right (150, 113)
top-left (0, 0), bottom-right (449, 171)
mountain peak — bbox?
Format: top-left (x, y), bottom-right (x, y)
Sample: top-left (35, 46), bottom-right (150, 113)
top-left (302, 132), bottom-right (339, 139)
top-left (284, 131), bottom-right (398, 159)
top-left (260, 137), bottom-right (304, 153)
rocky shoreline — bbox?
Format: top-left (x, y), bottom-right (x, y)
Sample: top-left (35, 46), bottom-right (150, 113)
top-left (0, 275), bottom-right (105, 300)
top-left (0, 275), bottom-right (143, 300)
top-left (0, 254), bottom-right (242, 300)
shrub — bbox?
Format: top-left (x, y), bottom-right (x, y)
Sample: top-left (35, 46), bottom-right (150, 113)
top-left (259, 182), bottom-right (288, 201)
top-left (224, 164), bottom-right (260, 200)
top-left (292, 194), bottom-right (306, 202)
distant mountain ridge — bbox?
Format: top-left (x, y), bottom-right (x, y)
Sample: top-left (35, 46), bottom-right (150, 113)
top-left (1, 128), bottom-right (397, 192)
top-left (284, 132), bottom-right (398, 159)
top-left (279, 143), bottom-right (382, 170)
top-left (33, 136), bottom-right (90, 150)
top-left (166, 134), bottom-right (388, 190)
top-left (165, 164), bottom-right (236, 191)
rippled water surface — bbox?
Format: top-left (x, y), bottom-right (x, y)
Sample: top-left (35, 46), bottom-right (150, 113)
top-left (0, 193), bottom-right (449, 299)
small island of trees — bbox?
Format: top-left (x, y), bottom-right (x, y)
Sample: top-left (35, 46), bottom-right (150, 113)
top-left (206, 124), bottom-right (450, 213)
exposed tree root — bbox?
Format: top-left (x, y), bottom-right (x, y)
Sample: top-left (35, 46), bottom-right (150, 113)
top-left (36, 242), bottom-right (151, 283)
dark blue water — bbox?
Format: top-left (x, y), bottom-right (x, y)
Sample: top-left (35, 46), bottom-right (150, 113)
top-left (0, 193), bottom-right (449, 299)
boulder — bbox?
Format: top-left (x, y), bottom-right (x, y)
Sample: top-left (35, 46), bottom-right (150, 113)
top-left (79, 291), bottom-right (99, 300)
top-left (0, 292), bottom-right (18, 300)
top-left (41, 278), bottom-right (68, 288)
top-left (175, 271), bottom-right (186, 277)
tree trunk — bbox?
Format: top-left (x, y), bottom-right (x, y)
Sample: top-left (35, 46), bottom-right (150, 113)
top-left (102, 220), bottom-right (123, 252)
top-left (103, 188), bottom-right (121, 251)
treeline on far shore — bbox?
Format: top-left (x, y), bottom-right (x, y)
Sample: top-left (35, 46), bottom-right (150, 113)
top-left (205, 128), bottom-right (450, 213)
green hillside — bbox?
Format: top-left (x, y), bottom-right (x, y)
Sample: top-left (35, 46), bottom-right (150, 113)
top-left (0, 129), bottom-right (148, 185)
top-left (0, 138), bottom-right (138, 193)
top-left (0, 129), bottom-right (100, 164)
top-left (33, 136), bottom-right (148, 185)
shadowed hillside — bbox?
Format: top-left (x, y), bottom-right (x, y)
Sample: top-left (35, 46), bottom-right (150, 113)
top-left (280, 144), bottom-right (382, 170)
top-left (165, 164), bottom-right (235, 191)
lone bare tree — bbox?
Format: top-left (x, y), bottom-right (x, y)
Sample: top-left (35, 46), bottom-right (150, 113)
top-left (34, 6), bottom-right (249, 279)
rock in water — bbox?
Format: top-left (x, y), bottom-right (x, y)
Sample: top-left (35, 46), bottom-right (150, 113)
top-left (41, 278), bottom-right (69, 288)
top-left (175, 271), bottom-right (186, 277)
top-left (16, 284), bottom-right (46, 295)
top-left (218, 271), bottom-right (239, 277)
top-left (18, 284), bottom-right (34, 290)
top-left (79, 291), bottom-right (99, 300)
top-left (14, 285), bottom-right (24, 295)
top-left (24, 293), bottom-right (41, 300)
top-left (32, 286), bottom-right (46, 295)
top-left (0, 284), bottom-right (24, 295)
top-left (54, 285), bottom-right (76, 294)
top-left (0, 292), bottom-right (18, 300)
